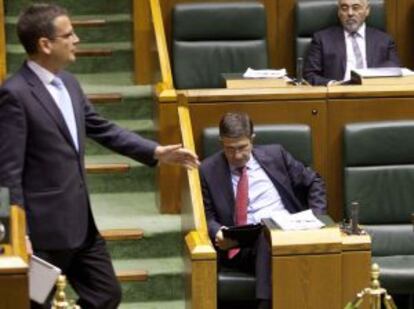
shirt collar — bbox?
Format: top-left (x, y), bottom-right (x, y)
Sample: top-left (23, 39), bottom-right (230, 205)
top-left (26, 60), bottom-right (58, 86)
top-left (229, 154), bottom-right (255, 174)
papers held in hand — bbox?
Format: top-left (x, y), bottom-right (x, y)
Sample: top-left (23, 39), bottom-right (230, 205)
top-left (29, 255), bottom-right (62, 304)
top-left (222, 223), bottom-right (263, 247)
top-left (271, 209), bottom-right (325, 231)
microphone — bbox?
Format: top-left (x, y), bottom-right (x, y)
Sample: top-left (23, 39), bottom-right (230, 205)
top-left (296, 57), bottom-right (304, 85)
top-left (350, 201), bottom-right (360, 234)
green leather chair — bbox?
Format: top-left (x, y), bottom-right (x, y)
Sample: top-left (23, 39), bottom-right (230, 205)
top-left (295, 0), bottom-right (385, 60)
top-left (172, 2), bottom-right (268, 89)
top-left (202, 124), bottom-right (313, 306)
top-left (343, 121), bottom-right (414, 297)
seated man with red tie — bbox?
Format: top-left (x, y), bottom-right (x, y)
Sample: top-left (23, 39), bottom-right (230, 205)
top-left (304, 0), bottom-right (400, 85)
top-left (199, 112), bottom-right (327, 309)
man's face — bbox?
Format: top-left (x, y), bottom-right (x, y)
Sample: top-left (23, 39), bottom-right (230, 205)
top-left (338, 0), bottom-right (370, 33)
top-left (47, 15), bottom-right (79, 68)
top-left (221, 136), bottom-right (253, 168)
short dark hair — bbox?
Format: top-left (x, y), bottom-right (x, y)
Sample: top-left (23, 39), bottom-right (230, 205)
top-left (17, 3), bottom-right (68, 55)
top-left (219, 112), bottom-right (254, 139)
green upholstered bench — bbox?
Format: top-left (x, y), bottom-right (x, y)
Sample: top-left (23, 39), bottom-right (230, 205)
top-left (344, 121), bottom-right (414, 295)
top-left (172, 2), bottom-right (268, 89)
top-left (202, 124), bottom-right (313, 305)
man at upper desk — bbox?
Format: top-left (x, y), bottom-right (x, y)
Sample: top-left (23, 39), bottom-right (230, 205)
top-left (304, 0), bottom-right (401, 85)
top-left (0, 3), bottom-right (199, 309)
top-left (200, 112), bottom-right (326, 309)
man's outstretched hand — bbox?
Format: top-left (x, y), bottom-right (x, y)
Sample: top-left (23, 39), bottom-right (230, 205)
top-left (154, 144), bottom-right (200, 169)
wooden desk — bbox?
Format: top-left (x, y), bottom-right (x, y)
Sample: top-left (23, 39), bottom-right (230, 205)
top-left (268, 225), bottom-right (371, 309)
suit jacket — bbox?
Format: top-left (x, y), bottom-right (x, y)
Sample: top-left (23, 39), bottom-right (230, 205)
top-left (0, 63), bottom-right (158, 250)
top-left (304, 26), bottom-right (401, 85)
top-left (200, 144), bottom-right (326, 242)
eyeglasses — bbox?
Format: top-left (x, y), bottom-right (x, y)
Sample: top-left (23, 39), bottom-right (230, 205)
top-left (52, 30), bottom-right (77, 40)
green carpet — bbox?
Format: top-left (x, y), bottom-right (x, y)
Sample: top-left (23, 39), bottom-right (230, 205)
top-left (4, 0), bottom-right (185, 307)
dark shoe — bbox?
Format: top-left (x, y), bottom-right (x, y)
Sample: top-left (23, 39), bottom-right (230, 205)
top-left (257, 299), bottom-right (271, 309)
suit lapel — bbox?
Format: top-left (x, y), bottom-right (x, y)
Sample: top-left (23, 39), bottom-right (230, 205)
top-left (334, 27), bottom-right (347, 79)
top-left (21, 64), bottom-right (80, 154)
top-left (216, 153), bottom-right (236, 221)
top-left (365, 27), bottom-right (374, 67)
top-left (252, 147), bottom-right (300, 213)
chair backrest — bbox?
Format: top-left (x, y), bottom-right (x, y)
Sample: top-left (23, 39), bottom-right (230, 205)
top-left (202, 124), bottom-right (313, 166)
top-left (343, 121), bottom-right (414, 256)
top-left (172, 2), bottom-right (268, 89)
top-left (295, 0), bottom-right (385, 60)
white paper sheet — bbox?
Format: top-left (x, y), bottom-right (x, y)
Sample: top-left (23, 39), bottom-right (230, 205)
top-left (243, 67), bottom-right (287, 79)
top-left (29, 255), bottom-right (62, 304)
top-left (271, 209), bottom-right (325, 231)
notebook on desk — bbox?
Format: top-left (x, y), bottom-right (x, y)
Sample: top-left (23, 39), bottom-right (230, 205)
top-left (29, 255), bottom-right (61, 304)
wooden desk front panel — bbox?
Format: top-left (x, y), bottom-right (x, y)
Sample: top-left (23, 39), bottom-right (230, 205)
top-left (0, 274), bottom-right (29, 309)
top-left (327, 97), bottom-right (414, 220)
top-left (189, 100), bottom-right (328, 180)
top-left (272, 253), bottom-right (342, 309)
top-left (341, 250), bottom-right (371, 308)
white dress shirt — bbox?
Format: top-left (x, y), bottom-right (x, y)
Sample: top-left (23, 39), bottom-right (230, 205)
top-left (230, 155), bottom-right (289, 224)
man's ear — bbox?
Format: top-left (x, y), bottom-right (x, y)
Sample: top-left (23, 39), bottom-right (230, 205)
top-left (37, 37), bottom-right (53, 55)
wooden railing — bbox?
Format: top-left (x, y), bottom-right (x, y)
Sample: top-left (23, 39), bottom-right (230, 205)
top-left (178, 93), bottom-right (217, 309)
top-left (148, 0), bottom-right (176, 100)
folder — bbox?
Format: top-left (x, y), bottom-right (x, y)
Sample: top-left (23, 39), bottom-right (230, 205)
top-left (222, 223), bottom-right (263, 247)
top-left (29, 255), bottom-right (62, 304)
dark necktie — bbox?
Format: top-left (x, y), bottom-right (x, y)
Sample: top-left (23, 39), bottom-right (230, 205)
top-left (228, 166), bottom-right (248, 259)
top-left (350, 32), bottom-right (364, 69)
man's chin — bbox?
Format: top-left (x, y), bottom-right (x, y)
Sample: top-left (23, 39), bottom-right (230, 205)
top-left (344, 22), bottom-right (359, 33)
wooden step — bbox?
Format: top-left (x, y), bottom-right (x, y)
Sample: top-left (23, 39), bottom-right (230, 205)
top-left (117, 269), bottom-right (148, 282)
top-left (101, 228), bottom-right (144, 241)
top-left (86, 163), bottom-right (130, 174)
top-left (72, 19), bottom-right (106, 27)
top-left (87, 93), bottom-right (123, 104)
top-left (76, 48), bottom-right (112, 57)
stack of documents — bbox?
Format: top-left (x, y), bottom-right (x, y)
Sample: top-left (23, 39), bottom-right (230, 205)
top-left (271, 209), bottom-right (325, 231)
top-left (243, 67), bottom-right (287, 79)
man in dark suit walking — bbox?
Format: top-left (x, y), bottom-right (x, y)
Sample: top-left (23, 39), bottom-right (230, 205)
top-left (0, 3), bottom-right (198, 308)
top-left (200, 112), bottom-right (326, 309)
top-left (304, 0), bottom-right (400, 85)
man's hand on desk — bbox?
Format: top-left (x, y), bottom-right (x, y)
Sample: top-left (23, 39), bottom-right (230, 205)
top-left (215, 227), bottom-right (238, 250)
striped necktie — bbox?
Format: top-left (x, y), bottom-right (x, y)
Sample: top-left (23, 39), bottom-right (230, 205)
top-left (228, 166), bottom-right (248, 259)
top-left (350, 32), bottom-right (364, 69)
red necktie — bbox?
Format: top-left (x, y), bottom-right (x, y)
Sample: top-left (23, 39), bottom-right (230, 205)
top-left (228, 166), bottom-right (248, 259)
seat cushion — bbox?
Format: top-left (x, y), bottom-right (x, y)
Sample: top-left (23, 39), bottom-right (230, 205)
top-left (172, 2), bottom-right (268, 89)
top-left (373, 256), bottom-right (414, 294)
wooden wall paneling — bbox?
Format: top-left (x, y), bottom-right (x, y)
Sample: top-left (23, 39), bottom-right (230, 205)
top-left (394, 0), bottom-right (414, 68)
top-left (134, 0), bottom-right (155, 84)
top-left (276, 0), bottom-right (295, 76)
top-left (326, 97), bottom-right (414, 221)
top-left (0, 273), bottom-right (29, 309)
